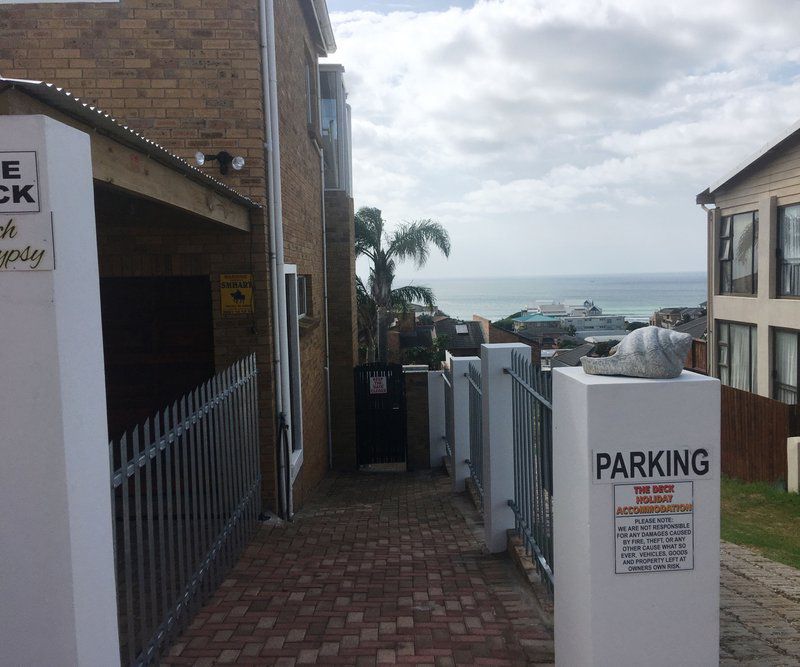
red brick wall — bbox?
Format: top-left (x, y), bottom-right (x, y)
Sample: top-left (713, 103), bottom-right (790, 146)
top-left (0, 0), bottom-right (337, 511)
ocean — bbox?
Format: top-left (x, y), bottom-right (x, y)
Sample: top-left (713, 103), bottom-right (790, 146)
top-left (398, 272), bottom-right (707, 322)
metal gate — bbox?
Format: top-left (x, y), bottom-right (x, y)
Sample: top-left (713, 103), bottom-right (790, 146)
top-left (354, 363), bottom-right (407, 466)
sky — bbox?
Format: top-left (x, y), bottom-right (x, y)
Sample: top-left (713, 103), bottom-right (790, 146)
top-left (324, 0), bottom-right (800, 279)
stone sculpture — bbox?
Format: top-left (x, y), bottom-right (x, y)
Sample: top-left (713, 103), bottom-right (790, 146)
top-left (580, 325), bottom-right (692, 379)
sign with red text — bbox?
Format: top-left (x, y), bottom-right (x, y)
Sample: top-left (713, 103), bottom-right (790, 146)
top-left (614, 481), bottom-right (694, 574)
top-left (369, 375), bottom-right (388, 395)
top-left (0, 152), bottom-right (53, 271)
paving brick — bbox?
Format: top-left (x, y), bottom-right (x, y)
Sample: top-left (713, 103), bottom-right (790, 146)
top-left (160, 470), bottom-right (554, 664)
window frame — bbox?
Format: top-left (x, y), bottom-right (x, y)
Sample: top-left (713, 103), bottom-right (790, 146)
top-left (773, 327), bottom-right (799, 404)
top-left (716, 320), bottom-right (757, 392)
top-left (777, 204), bottom-right (800, 298)
top-left (284, 265), bottom-right (304, 482)
top-left (718, 210), bottom-right (758, 296)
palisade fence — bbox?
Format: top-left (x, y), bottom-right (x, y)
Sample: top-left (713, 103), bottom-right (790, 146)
top-left (443, 365), bottom-right (454, 461)
top-left (110, 354), bottom-right (261, 666)
top-left (466, 361), bottom-right (484, 504)
top-left (505, 350), bottom-right (554, 595)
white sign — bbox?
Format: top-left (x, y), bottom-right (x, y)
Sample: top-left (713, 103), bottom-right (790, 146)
top-left (369, 375), bottom-right (388, 395)
top-left (593, 447), bottom-right (712, 484)
top-left (0, 151), bottom-right (54, 271)
top-left (0, 152), bottom-right (39, 213)
top-left (615, 481), bottom-right (694, 574)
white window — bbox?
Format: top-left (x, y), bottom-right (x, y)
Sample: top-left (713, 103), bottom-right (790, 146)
top-left (717, 320), bottom-right (757, 393)
top-left (284, 266), bottom-right (304, 481)
top-left (774, 329), bottom-right (798, 404)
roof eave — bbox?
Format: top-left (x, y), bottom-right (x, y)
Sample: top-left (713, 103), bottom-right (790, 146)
top-left (310, 0), bottom-right (336, 55)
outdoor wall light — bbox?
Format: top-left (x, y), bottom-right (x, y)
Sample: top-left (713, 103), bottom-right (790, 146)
top-left (194, 150), bottom-right (245, 175)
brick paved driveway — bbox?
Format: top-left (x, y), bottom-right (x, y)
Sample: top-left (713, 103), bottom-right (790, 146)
top-left (720, 542), bottom-right (800, 665)
top-left (163, 470), bottom-right (554, 666)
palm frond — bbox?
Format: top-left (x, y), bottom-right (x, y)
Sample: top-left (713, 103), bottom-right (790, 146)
top-left (391, 284), bottom-right (436, 310)
top-left (354, 207), bottom-right (384, 258)
top-left (387, 219), bottom-right (451, 267)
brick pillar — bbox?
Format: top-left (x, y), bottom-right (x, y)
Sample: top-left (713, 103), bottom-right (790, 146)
top-left (404, 367), bottom-right (430, 471)
top-left (325, 190), bottom-right (358, 469)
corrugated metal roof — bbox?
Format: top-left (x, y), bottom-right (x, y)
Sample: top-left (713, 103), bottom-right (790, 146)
top-left (0, 77), bottom-right (261, 211)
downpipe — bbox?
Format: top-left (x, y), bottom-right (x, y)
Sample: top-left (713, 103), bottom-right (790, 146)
top-left (259, 0), bottom-right (293, 520)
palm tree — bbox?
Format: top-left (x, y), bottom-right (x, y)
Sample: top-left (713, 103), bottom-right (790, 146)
top-left (355, 206), bottom-right (451, 362)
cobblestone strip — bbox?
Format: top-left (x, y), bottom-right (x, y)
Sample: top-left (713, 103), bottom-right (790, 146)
top-left (720, 542), bottom-right (800, 665)
top-left (162, 470), bottom-right (554, 666)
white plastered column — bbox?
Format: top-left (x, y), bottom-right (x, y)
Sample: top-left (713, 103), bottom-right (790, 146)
top-left (481, 343), bottom-right (531, 553)
top-left (0, 115), bottom-right (120, 666)
top-left (447, 352), bottom-right (478, 492)
top-left (553, 367), bottom-right (720, 667)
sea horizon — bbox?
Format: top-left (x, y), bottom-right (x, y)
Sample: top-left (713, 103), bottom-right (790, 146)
top-left (393, 271), bottom-right (707, 322)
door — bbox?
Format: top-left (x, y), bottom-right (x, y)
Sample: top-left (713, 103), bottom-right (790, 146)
top-left (354, 363), bottom-right (407, 467)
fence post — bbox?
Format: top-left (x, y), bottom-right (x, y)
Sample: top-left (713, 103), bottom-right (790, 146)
top-left (447, 353), bottom-right (479, 492)
top-left (788, 437), bottom-right (800, 493)
top-left (0, 116), bottom-right (120, 664)
top-left (428, 370), bottom-right (446, 468)
top-left (481, 343), bottom-right (531, 553)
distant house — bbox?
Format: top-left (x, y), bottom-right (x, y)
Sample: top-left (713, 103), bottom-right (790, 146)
top-left (551, 342), bottom-right (596, 368)
top-left (565, 299), bottom-right (603, 317)
top-left (651, 307), bottom-right (706, 329)
top-left (696, 115), bottom-right (800, 402)
top-left (560, 314), bottom-right (626, 338)
top-left (433, 318), bottom-right (485, 357)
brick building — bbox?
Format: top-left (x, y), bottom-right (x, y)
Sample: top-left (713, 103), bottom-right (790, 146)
top-left (0, 0), bottom-right (357, 514)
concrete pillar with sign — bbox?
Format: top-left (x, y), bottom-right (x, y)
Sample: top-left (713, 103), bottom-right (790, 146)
top-left (553, 367), bottom-right (720, 667)
top-left (0, 115), bottom-right (120, 664)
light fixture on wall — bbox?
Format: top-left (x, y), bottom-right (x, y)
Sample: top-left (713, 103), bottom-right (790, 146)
top-left (194, 150), bottom-right (245, 175)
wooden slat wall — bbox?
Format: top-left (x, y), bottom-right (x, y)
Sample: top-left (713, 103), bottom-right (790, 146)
top-left (721, 385), bottom-right (800, 483)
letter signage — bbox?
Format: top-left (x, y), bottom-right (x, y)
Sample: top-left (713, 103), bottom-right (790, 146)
top-left (220, 273), bottom-right (253, 316)
top-left (0, 151), bottom-right (53, 271)
top-left (592, 447), bottom-right (711, 483)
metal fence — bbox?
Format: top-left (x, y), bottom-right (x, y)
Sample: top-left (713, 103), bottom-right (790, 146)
top-left (505, 350), bottom-right (554, 595)
top-left (110, 354), bottom-right (261, 665)
top-left (443, 366), bottom-right (454, 460)
top-left (466, 361), bottom-right (484, 504)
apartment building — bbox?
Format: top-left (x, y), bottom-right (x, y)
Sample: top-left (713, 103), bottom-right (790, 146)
top-left (0, 0), bottom-right (357, 513)
top-left (697, 118), bottom-right (800, 404)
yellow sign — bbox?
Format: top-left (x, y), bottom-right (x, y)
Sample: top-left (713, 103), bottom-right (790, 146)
top-left (220, 273), bottom-right (253, 316)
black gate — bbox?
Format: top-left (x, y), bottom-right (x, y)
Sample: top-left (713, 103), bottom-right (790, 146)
top-left (354, 363), bottom-right (407, 466)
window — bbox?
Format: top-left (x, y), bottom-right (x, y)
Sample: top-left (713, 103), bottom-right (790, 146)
top-left (284, 267), bottom-right (304, 480)
top-left (778, 204), bottom-right (800, 296)
top-left (719, 211), bottom-right (758, 295)
top-left (305, 51), bottom-right (317, 130)
top-left (774, 329), bottom-right (799, 404)
top-left (297, 275), bottom-right (308, 318)
top-left (717, 321), bottom-right (757, 392)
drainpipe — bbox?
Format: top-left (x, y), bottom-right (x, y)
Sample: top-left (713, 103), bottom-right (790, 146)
top-left (259, 0), bottom-right (293, 519)
top-left (311, 130), bottom-right (334, 469)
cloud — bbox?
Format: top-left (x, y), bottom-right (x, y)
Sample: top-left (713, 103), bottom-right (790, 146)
top-left (325, 0), bottom-right (800, 277)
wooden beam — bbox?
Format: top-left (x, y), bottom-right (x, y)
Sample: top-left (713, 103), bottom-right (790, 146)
top-left (90, 133), bottom-right (250, 232)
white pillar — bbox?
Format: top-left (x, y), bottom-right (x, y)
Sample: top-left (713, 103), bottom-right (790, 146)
top-left (788, 437), bottom-right (800, 493)
top-left (482, 343), bottom-right (531, 553)
top-left (447, 353), bottom-right (478, 492)
top-left (553, 367), bottom-right (720, 667)
top-left (428, 370), bottom-right (446, 468)
top-left (0, 116), bottom-right (120, 665)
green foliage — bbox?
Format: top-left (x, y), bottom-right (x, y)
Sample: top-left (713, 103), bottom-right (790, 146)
top-left (402, 334), bottom-right (450, 370)
top-left (591, 340), bottom-right (620, 357)
top-left (626, 321), bottom-right (648, 331)
top-left (564, 324), bottom-right (577, 336)
top-left (417, 314), bottom-right (434, 325)
top-left (558, 338), bottom-right (581, 349)
top-left (493, 311), bottom-right (522, 332)
top-left (721, 477), bottom-right (800, 569)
